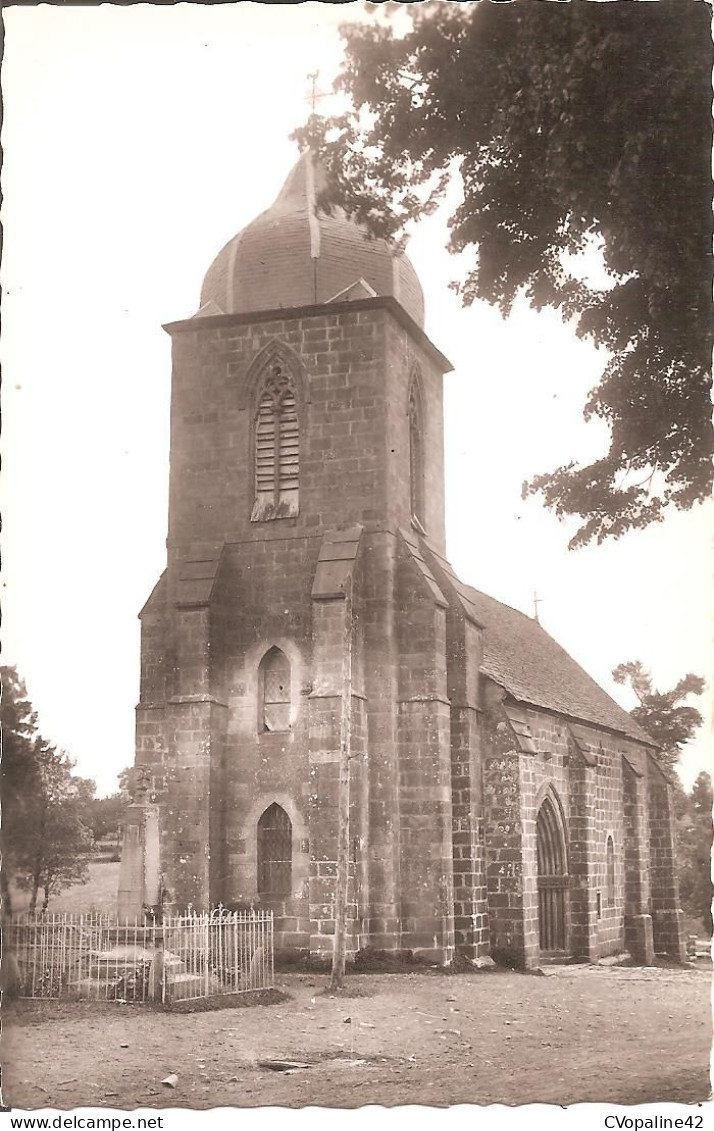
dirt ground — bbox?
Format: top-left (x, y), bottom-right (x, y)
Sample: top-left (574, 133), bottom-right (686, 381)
top-left (2, 963), bottom-right (711, 1110)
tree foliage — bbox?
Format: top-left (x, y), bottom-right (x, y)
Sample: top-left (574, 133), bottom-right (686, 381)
top-left (84, 794), bottom-right (126, 844)
top-left (612, 661), bottom-right (705, 775)
top-left (1, 666), bottom-right (96, 913)
top-left (676, 772), bottom-right (713, 935)
top-left (0, 669), bottom-right (43, 909)
top-left (19, 742), bottom-right (95, 913)
top-left (298, 0), bottom-right (713, 547)
top-left (612, 660), bottom-right (710, 933)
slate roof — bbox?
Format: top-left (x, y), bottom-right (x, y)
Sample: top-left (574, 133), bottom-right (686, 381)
top-left (462, 585), bottom-right (656, 746)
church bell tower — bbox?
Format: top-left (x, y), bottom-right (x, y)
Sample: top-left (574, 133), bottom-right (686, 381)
top-left (126, 150), bottom-right (470, 964)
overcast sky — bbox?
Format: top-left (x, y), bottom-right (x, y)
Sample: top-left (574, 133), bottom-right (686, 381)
top-left (3, 3), bottom-right (711, 797)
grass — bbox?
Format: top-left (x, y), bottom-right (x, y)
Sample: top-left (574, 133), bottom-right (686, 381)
top-left (10, 861), bottom-right (120, 916)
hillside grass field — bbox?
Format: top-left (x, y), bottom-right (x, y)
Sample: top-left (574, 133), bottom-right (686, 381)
top-left (10, 860), bottom-right (120, 915)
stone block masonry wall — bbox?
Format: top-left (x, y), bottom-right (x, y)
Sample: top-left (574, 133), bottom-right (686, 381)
top-left (358, 532), bottom-right (403, 952)
top-left (588, 732), bottom-right (626, 956)
top-left (159, 592), bottom-right (225, 912)
top-left (647, 766), bottom-right (686, 960)
top-left (518, 713), bottom-right (631, 961)
top-left (622, 759), bottom-right (655, 964)
top-left (130, 298), bottom-right (453, 937)
top-left (165, 302), bottom-right (447, 556)
top-left (307, 590), bottom-right (361, 960)
top-left (449, 701), bottom-right (488, 958)
top-left (517, 717), bottom-right (572, 967)
top-left (521, 716), bottom-right (630, 961)
top-left (481, 694), bottom-right (532, 969)
top-left (211, 537), bottom-right (316, 946)
top-left (480, 686), bottom-right (661, 967)
top-left (302, 694), bottom-right (366, 960)
top-left (383, 320), bottom-right (446, 555)
top-left (129, 279), bottom-right (674, 972)
top-left (133, 581), bottom-right (171, 918)
top-left (135, 704), bottom-right (167, 799)
top-left (395, 541), bottom-right (455, 962)
top-left (431, 563), bottom-right (489, 959)
top-left (162, 699), bottom-right (225, 911)
top-left (135, 579), bottom-right (170, 816)
top-left (567, 755), bottom-right (598, 961)
top-left (138, 578), bottom-right (168, 709)
top-left (166, 311), bottom-right (382, 553)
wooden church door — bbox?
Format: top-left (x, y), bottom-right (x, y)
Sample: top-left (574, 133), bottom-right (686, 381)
top-left (536, 794), bottom-right (569, 956)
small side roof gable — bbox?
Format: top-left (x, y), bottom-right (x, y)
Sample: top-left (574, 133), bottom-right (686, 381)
top-left (502, 703), bottom-right (538, 754)
top-left (568, 722), bottom-right (600, 767)
top-left (399, 528), bottom-right (448, 608)
top-left (312, 525), bottom-right (363, 599)
top-left (192, 298), bottom-right (226, 318)
top-left (176, 542), bottom-right (225, 607)
top-left (423, 544), bottom-right (485, 627)
top-left (622, 751), bottom-right (644, 778)
top-left (327, 277), bottom-right (378, 303)
top-left (140, 571), bottom-right (167, 618)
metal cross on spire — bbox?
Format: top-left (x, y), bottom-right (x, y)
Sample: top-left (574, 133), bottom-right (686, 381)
top-left (305, 70), bottom-right (330, 116)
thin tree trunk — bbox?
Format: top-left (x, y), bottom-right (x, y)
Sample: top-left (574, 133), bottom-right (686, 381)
top-left (29, 856), bottom-right (42, 915)
top-left (42, 884), bottom-right (50, 913)
top-left (29, 807), bottom-right (47, 915)
top-left (330, 584), bottom-right (353, 991)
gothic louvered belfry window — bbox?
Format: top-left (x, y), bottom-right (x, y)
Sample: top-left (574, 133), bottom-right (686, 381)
top-left (257, 803), bottom-right (293, 897)
top-left (251, 362), bottom-right (299, 521)
top-left (260, 646), bottom-right (291, 732)
top-left (409, 380), bottom-right (425, 530)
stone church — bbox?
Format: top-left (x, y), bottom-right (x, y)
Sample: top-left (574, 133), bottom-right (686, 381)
top-left (119, 150), bottom-right (685, 969)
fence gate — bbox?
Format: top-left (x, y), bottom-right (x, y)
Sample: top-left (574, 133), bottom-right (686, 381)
top-left (537, 796), bottom-right (569, 956)
top-left (4, 910), bottom-right (274, 1003)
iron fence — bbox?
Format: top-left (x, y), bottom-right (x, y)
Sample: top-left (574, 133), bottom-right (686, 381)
top-left (3, 909), bottom-right (274, 1003)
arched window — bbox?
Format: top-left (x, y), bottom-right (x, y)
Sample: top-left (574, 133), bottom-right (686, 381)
top-left (257, 803), bottom-right (293, 897)
top-left (606, 835), bottom-right (615, 907)
top-left (251, 362), bottom-right (299, 521)
top-left (408, 379), bottom-right (425, 530)
top-left (259, 647), bottom-right (291, 733)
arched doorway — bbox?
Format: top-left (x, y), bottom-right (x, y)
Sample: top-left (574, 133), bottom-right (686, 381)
top-left (537, 793), bottom-right (569, 956)
top-left (257, 803), bottom-right (293, 897)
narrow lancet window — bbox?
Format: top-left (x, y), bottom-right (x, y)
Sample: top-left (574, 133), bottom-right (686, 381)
top-left (257, 803), bottom-right (293, 897)
top-left (606, 835), bottom-right (615, 906)
top-left (251, 362), bottom-right (299, 521)
top-left (409, 380), bottom-right (425, 530)
top-left (260, 646), bottom-right (291, 733)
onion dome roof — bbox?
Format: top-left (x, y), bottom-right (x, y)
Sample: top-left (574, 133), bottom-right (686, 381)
top-left (198, 150), bottom-right (424, 327)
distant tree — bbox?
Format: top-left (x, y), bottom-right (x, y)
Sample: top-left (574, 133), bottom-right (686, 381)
top-left (117, 766), bottom-right (133, 798)
top-left (612, 661), bottom-right (704, 776)
top-left (676, 772), bottom-right (713, 936)
top-left (0, 668), bottom-right (42, 913)
top-left (16, 741), bottom-right (95, 913)
top-left (613, 661), bottom-right (710, 933)
top-left (1, 666), bottom-right (95, 913)
top-left (298, 0), bottom-right (713, 547)
top-left (84, 795), bottom-right (125, 844)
